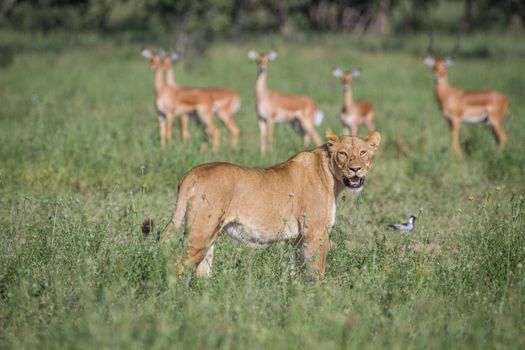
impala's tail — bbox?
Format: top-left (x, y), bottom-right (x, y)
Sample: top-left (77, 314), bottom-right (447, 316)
top-left (314, 110), bottom-right (324, 127)
top-left (232, 95), bottom-right (241, 114)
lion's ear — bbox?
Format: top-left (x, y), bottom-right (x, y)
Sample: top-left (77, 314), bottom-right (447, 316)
top-left (366, 131), bottom-right (381, 151)
top-left (326, 129), bottom-right (340, 150)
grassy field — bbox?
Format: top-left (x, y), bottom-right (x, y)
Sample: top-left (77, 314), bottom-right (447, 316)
top-left (1, 30), bottom-right (525, 349)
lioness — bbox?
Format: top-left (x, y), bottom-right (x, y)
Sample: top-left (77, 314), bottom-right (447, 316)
top-left (163, 129), bottom-right (381, 278)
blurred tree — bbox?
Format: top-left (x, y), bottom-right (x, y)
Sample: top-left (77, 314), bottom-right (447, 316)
top-left (369, 0), bottom-right (390, 35)
top-left (462, 0), bottom-right (473, 33)
top-left (472, 0), bottom-right (525, 29)
top-left (391, 0), bottom-right (438, 33)
top-left (0, 0), bottom-right (522, 35)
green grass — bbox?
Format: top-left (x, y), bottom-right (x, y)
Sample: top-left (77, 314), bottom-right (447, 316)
top-left (1, 31), bottom-right (524, 349)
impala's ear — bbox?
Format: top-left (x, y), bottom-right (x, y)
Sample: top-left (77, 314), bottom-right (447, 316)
top-left (366, 131), bottom-right (381, 152)
top-left (170, 52), bottom-right (179, 61)
top-left (351, 68), bottom-right (361, 78)
top-left (424, 56), bottom-right (435, 67)
top-left (445, 57), bottom-right (454, 67)
top-left (326, 129), bottom-right (340, 151)
top-left (248, 50), bottom-right (258, 60)
top-left (267, 51), bottom-right (277, 60)
top-left (141, 48), bottom-right (153, 59)
top-left (332, 68), bottom-right (343, 78)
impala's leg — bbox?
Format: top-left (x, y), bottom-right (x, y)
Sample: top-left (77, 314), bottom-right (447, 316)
top-left (351, 123), bottom-right (359, 137)
top-left (299, 112), bottom-right (323, 147)
top-left (303, 227), bottom-right (329, 280)
top-left (158, 115), bottom-right (167, 149)
top-left (489, 104), bottom-right (508, 148)
top-left (199, 108), bottom-right (220, 152)
top-left (341, 114), bottom-right (351, 136)
top-left (217, 109), bottom-right (240, 149)
top-left (497, 99), bottom-right (509, 148)
top-left (301, 127), bottom-right (312, 147)
top-left (310, 128), bottom-right (322, 147)
top-left (491, 120), bottom-right (507, 148)
top-left (166, 113), bottom-right (175, 141)
top-left (365, 112), bottom-right (376, 132)
top-left (266, 116), bottom-right (274, 152)
top-left (266, 119), bottom-right (275, 153)
top-left (259, 119), bottom-right (267, 155)
top-left (302, 120), bottom-right (322, 146)
top-left (179, 113), bottom-right (189, 142)
top-left (449, 118), bottom-right (463, 158)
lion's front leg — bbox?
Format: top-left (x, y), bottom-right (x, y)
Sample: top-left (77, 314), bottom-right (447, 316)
top-left (303, 227), bottom-right (330, 279)
top-left (288, 235), bottom-right (305, 278)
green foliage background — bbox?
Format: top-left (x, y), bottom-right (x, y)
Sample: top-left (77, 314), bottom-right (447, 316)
top-left (1, 0), bottom-right (524, 34)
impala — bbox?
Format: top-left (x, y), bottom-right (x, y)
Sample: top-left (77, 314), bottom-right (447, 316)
top-left (424, 40), bottom-right (508, 158)
top-left (332, 68), bottom-right (375, 136)
top-left (161, 52), bottom-right (241, 148)
top-left (248, 50), bottom-right (324, 155)
top-left (141, 49), bottom-right (220, 150)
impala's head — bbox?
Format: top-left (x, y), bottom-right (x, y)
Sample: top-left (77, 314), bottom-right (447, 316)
top-left (332, 68), bottom-right (361, 88)
top-left (248, 50), bottom-right (277, 73)
top-left (424, 33), bottom-right (459, 80)
top-left (424, 56), bottom-right (453, 80)
top-left (141, 48), bottom-right (166, 71)
top-left (161, 51), bottom-right (179, 69)
top-left (326, 129), bottom-right (381, 192)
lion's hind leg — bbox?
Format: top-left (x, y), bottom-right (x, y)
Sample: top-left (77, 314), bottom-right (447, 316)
top-left (178, 199), bottom-right (223, 278)
top-left (196, 241), bottom-right (217, 277)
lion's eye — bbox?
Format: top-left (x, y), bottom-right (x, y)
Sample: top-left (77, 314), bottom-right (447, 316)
top-left (337, 151), bottom-right (348, 160)
top-left (360, 150), bottom-right (367, 157)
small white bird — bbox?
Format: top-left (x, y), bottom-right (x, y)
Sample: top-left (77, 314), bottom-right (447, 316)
top-left (388, 214), bottom-right (416, 234)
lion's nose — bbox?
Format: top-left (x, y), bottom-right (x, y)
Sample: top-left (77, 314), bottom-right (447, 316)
top-left (349, 167), bottom-right (361, 172)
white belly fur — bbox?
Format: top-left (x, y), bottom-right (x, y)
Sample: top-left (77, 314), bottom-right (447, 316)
top-left (258, 106), bottom-right (299, 124)
top-left (155, 100), bottom-right (165, 115)
top-left (330, 202), bottom-right (336, 229)
top-left (222, 219), bottom-right (299, 248)
top-left (342, 113), bottom-right (360, 125)
top-left (257, 107), bottom-right (268, 121)
top-left (462, 113), bottom-right (488, 124)
top-left (315, 110), bottom-right (324, 127)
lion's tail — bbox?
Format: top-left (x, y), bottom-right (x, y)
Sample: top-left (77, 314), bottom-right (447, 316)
top-left (160, 175), bottom-right (192, 243)
top-left (141, 177), bottom-right (189, 242)
top-left (171, 188), bottom-right (188, 233)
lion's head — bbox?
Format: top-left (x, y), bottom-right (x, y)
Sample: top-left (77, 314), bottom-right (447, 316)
top-left (326, 129), bottom-right (381, 192)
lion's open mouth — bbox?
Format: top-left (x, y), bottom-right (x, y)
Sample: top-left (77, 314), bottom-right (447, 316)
top-left (343, 176), bottom-right (364, 189)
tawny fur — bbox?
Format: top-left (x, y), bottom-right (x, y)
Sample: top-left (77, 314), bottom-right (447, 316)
top-left (425, 57), bottom-right (508, 158)
top-left (162, 130), bottom-right (381, 279)
top-left (332, 68), bottom-right (375, 136)
top-left (249, 50), bottom-right (323, 155)
top-left (162, 56), bottom-right (241, 148)
top-left (142, 49), bottom-right (220, 150)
